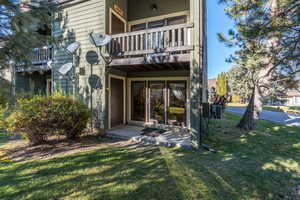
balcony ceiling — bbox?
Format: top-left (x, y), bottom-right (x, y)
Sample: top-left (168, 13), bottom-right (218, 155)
top-left (110, 61), bottom-right (189, 73)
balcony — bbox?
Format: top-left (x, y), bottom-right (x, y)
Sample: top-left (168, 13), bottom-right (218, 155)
top-left (106, 23), bottom-right (193, 69)
top-left (16, 45), bottom-right (53, 73)
top-left (32, 45), bottom-right (54, 65)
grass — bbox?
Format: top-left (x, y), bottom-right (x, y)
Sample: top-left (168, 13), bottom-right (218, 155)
top-left (264, 105), bottom-right (300, 114)
top-left (0, 112), bottom-right (300, 200)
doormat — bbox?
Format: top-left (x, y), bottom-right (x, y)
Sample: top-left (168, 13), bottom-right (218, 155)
top-left (141, 128), bottom-right (167, 137)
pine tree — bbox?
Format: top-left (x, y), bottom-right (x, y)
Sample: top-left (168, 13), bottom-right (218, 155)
top-left (0, 0), bottom-right (57, 67)
top-left (219, 0), bottom-right (300, 130)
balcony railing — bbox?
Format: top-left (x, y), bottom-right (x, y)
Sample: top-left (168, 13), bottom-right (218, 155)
top-left (32, 45), bottom-right (53, 65)
top-left (15, 45), bottom-right (53, 72)
top-left (106, 23), bottom-right (194, 58)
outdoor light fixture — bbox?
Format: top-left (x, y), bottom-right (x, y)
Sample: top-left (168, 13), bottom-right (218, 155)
top-left (151, 4), bottom-right (158, 11)
top-left (89, 32), bottom-right (112, 64)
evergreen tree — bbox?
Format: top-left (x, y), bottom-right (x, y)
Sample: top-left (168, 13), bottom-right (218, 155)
top-left (219, 0), bottom-right (300, 130)
top-left (0, 0), bottom-right (57, 67)
top-left (227, 66), bottom-right (253, 103)
top-left (216, 72), bottom-right (229, 97)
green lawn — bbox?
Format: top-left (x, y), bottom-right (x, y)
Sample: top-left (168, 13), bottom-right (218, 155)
top-left (0, 112), bottom-right (299, 200)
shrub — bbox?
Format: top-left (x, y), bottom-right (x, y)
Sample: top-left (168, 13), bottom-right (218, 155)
top-left (9, 94), bottom-right (90, 145)
top-left (0, 106), bottom-right (8, 131)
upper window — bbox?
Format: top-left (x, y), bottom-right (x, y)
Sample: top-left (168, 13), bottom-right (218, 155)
top-left (130, 15), bottom-right (187, 31)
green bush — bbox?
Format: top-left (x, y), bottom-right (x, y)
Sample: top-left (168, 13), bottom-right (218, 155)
top-left (9, 93), bottom-right (90, 145)
top-left (0, 106), bottom-right (8, 130)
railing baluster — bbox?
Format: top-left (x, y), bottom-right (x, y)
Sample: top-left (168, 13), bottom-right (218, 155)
top-left (131, 35), bottom-right (134, 52)
top-left (136, 34), bottom-right (139, 51)
top-left (184, 27), bottom-right (188, 46)
top-left (149, 32), bottom-right (153, 50)
top-left (118, 37), bottom-right (121, 55)
top-left (122, 36), bottom-right (125, 53)
top-left (178, 28), bottom-right (182, 46)
top-left (172, 29), bottom-right (176, 47)
top-left (160, 31), bottom-right (164, 49)
top-left (140, 33), bottom-right (144, 50)
top-left (155, 32), bottom-right (159, 50)
top-left (145, 33), bottom-right (148, 50)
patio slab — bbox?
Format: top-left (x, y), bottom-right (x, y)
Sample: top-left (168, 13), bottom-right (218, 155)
top-left (106, 126), bottom-right (192, 148)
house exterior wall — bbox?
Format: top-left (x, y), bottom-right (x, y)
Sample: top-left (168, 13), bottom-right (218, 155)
top-left (52, 0), bottom-right (108, 129)
top-left (19, 0), bottom-right (208, 142)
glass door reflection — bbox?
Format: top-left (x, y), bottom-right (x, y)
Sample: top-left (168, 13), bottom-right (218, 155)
top-left (149, 81), bottom-right (165, 124)
top-left (167, 81), bottom-right (186, 127)
top-left (131, 81), bottom-right (146, 121)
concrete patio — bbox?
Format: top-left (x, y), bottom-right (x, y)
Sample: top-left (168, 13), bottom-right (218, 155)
top-left (106, 126), bottom-right (192, 148)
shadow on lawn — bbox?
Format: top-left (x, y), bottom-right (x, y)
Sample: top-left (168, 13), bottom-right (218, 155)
top-left (166, 112), bottom-right (300, 200)
top-left (0, 142), bottom-right (185, 200)
top-left (0, 135), bottom-right (123, 162)
top-left (0, 132), bottom-right (11, 146)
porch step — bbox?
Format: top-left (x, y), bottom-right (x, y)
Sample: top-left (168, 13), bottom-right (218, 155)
top-left (130, 135), bottom-right (192, 149)
top-left (106, 126), bottom-right (192, 148)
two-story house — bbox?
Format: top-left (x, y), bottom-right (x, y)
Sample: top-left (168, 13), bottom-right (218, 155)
top-left (12, 0), bottom-right (207, 145)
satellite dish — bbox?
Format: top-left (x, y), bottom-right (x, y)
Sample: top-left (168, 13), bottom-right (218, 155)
top-left (89, 33), bottom-right (112, 47)
top-left (59, 63), bottom-right (73, 75)
top-left (66, 42), bottom-right (81, 54)
top-left (47, 60), bottom-right (53, 68)
top-left (88, 75), bottom-right (102, 89)
top-left (86, 51), bottom-right (99, 65)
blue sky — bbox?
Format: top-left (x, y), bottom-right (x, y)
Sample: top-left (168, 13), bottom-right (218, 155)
top-left (207, 0), bottom-right (236, 79)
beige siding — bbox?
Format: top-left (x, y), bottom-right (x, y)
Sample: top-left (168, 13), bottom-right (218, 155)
top-left (53, 0), bottom-right (107, 129)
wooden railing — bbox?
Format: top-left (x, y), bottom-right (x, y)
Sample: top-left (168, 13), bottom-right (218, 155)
top-left (106, 23), bottom-right (194, 57)
top-left (32, 45), bottom-right (53, 64)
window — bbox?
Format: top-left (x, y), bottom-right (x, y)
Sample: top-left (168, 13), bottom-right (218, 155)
top-left (131, 23), bottom-right (146, 31)
top-left (130, 15), bottom-right (187, 31)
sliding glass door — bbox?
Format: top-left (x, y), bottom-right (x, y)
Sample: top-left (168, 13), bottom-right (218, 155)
top-left (131, 81), bottom-right (146, 121)
top-left (149, 81), bottom-right (165, 124)
top-left (167, 81), bottom-right (187, 127)
top-left (131, 80), bottom-right (187, 127)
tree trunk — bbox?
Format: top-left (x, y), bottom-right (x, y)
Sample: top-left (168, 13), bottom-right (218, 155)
top-left (237, 85), bottom-right (263, 130)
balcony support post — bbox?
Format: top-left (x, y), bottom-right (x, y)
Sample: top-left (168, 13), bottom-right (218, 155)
top-left (189, 0), bottom-right (207, 149)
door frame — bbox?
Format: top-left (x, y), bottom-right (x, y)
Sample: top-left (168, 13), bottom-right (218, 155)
top-left (127, 77), bottom-right (190, 127)
top-left (109, 8), bottom-right (127, 35)
top-left (108, 74), bottom-right (126, 129)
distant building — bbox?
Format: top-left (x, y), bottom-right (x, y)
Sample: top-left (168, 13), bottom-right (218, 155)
top-left (283, 89), bottom-right (300, 106)
top-left (208, 78), bottom-right (217, 89)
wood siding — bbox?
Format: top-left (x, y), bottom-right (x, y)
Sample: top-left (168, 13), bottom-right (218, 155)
top-left (53, 0), bottom-right (107, 128)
